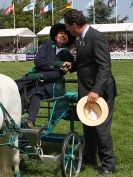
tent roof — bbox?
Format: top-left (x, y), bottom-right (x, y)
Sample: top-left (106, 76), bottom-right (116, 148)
top-left (0, 28), bottom-right (36, 37)
top-left (126, 23), bottom-right (133, 32)
top-left (96, 23), bottom-right (131, 32)
top-left (37, 23), bottom-right (133, 36)
top-left (90, 24), bottom-right (101, 30)
top-left (36, 25), bottom-right (101, 36)
top-left (37, 26), bottom-right (51, 36)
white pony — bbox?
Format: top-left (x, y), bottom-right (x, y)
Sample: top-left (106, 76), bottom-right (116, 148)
top-left (0, 74), bottom-right (21, 177)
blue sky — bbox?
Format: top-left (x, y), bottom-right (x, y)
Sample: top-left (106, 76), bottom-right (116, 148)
top-left (0, 0), bottom-right (133, 22)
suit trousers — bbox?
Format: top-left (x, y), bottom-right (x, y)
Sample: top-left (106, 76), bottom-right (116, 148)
top-left (83, 91), bottom-right (116, 171)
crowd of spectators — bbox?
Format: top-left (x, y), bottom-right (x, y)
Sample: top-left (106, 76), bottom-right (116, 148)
top-left (0, 41), bottom-right (36, 55)
top-left (1, 38), bottom-right (133, 54)
top-left (0, 42), bottom-right (17, 54)
top-left (108, 38), bottom-right (133, 52)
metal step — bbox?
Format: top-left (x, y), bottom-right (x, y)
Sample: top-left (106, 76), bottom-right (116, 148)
top-left (20, 152), bottom-right (61, 162)
top-left (21, 128), bottom-right (39, 134)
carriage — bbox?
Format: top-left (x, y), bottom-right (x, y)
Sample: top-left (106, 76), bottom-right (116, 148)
top-left (0, 75), bottom-right (83, 177)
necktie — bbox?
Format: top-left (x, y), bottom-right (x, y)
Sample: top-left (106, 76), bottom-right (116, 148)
top-left (77, 37), bottom-right (85, 47)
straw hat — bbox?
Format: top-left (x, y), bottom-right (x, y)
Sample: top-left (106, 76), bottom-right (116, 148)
top-left (76, 96), bottom-right (109, 126)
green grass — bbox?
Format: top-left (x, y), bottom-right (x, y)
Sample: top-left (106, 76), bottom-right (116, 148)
top-left (0, 60), bottom-right (133, 177)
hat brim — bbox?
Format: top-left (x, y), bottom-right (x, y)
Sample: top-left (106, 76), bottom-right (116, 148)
top-left (50, 23), bottom-right (75, 45)
top-left (76, 96), bottom-right (109, 126)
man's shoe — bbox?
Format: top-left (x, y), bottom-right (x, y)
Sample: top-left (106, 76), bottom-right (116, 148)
top-left (99, 168), bottom-right (116, 176)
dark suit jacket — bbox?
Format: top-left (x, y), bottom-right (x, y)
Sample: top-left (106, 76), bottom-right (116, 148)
top-left (35, 41), bottom-right (74, 82)
top-left (74, 26), bottom-right (117, 99)
top-left (16, 41), bottom-right (74, 99)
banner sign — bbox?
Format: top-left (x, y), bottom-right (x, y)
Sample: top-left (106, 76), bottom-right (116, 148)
top-left (0, 54), bottom-right (26, 61)
top-left (1, 52), bottom-right (133, 61)
top-left (26, 54), bottom-right (36, 61)
top-left (110, 52), bottom-right (133, 59)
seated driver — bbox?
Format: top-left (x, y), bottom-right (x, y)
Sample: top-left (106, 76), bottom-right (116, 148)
top-left (16, 23), bottom-right (75, 128)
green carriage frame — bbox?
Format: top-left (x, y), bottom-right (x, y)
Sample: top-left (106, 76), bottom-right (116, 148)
top-left (0, 78), bottom-right (83, 177)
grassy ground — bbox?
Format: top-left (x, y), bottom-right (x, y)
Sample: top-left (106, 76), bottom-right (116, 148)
top-left (0, 60), bottom-right (133, 177)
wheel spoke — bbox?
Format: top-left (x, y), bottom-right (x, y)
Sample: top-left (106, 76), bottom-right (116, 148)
top-left (65, 153), bottom-right (70, 170)
top-left (71, 135), bottom-right (75, 154)
top-left (73, 142), bottom-right (80, 152)
top-left (70, 159), bottom-right (73, 177)
top-left (72, 161), bottom-right (77, 173)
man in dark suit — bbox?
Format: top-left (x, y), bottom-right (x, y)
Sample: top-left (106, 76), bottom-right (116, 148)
top-left (63, 9), bottom-right (117, 175)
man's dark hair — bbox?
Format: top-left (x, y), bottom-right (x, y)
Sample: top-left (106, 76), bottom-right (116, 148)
top-left (64, 9), bottom-right (86, 26)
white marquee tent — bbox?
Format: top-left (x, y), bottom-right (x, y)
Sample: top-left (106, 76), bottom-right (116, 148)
top-left (37, 23), bottom-right (133, 52)
top-left (0, 28), bottom-right (36, 53)
top-left (94, 23), bottom-right (132, 32)
top-left (0, 28), bottom-right (36, 37)
top-left (125, 23), bottom-right (133, 32)
top-left (37, 23), bottom-right (133, 35)
top-left (94, 23), bottom-right (133, 52)
top-left (37, 26), bottom-right (51, 36)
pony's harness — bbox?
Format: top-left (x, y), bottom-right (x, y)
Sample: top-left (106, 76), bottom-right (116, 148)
top-left (0, 102), bottom-right (21, 147)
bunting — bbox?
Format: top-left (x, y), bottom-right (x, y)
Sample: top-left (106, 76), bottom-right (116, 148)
top-left (4, 4), bottom-right (14, 15)
top-left (59, 2), bottom-right (72, 12)
top-left (23, 2), bottom-right (35, 12)
top-left (67, 0), bottom-right (72, 3)
top-left (66, 2), bottom-right (72, 9)
top-left (108, 0), bottom-right (116, 7)
top-left (40, 2), bottom-right (52, 14)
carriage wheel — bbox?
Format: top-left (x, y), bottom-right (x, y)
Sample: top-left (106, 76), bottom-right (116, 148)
top-left (61, 132), bottom-right (82, 177)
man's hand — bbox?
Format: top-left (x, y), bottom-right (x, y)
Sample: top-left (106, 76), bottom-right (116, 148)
top-left (61, 61), bottom-right (72, 72)
top-left (87, 92), bottom-right (99, 103)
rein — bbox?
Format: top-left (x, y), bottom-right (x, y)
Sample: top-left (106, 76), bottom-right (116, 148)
top-left (0, 102), bottom-right (22, 147)
top-left (0, 102), bottom-right (21, 134)
top-left (0, 102), bottom-right (42, 156)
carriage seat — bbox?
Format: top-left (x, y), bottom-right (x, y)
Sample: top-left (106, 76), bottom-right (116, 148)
top-left (42, 79), bottom-right (79, 126)
top-left (65, 91), bottom-right (78, 103)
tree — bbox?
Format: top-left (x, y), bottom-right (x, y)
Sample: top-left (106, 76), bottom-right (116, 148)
top-left (0, 0), bottom-right (33, 29)
top-left (0, 0), bottom-right (67, 33)
top-left (86, 0), bottom-right (128, 24)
